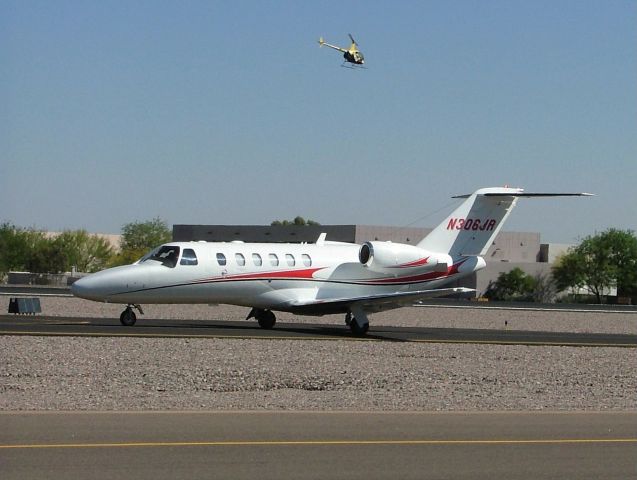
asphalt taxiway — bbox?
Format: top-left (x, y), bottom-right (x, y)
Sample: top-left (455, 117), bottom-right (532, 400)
top-left (0, 314), bottom-right (635, 347)
top-left (1, 411), bottom-right (635, 480)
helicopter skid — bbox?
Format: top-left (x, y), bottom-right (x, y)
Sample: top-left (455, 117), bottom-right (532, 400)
top-left (341, 63), bottom-right (367, 69)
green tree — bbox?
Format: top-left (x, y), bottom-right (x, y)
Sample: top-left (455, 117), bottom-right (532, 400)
top-left (54, 230), bottom-right (114, 273)
top-left (0, 223), bottom-right (57, 273)
top-left (0, 224), bottom-right (117, 275)
top-left (271, 216), bottom-right (320, 226)
top-left (0, 223), bottom-right (30, 273)
top-left (552, 229), bottom-right (637, 303)
top-left (111, 218), bottom-right (172, 266)
top-left (484, 267), bottom-right (536, 301)
top-left (531, 271), bottom-right (557, 303)
top-left (24, 238), bottom-right (68, 274)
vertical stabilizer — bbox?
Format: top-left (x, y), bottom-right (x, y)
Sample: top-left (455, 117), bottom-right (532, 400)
top-left (417, 187), bottom-right (522, 257)
top-left (417, 187), bottom-right (592, 257)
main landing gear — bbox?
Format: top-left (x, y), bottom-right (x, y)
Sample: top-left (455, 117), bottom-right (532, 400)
top-left (345, 308), bottom-right (369, 336)
top-left (120, 304), bottom-right (144, 326)
top-left (246, 308), bottom-right (276, 329)
top-left (246, 307), bottom-right (370, 335)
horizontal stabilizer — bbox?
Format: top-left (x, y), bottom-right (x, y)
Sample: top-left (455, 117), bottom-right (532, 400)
top-left (453, 192), bottom-right (594, 199)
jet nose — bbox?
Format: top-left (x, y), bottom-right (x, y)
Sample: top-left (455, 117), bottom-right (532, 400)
top-left (70, 272), bottom-right (116, 301)
top-left (70, 275), bottom-right (98, 300)
top-left (70, 265), bottom-right (148, 302)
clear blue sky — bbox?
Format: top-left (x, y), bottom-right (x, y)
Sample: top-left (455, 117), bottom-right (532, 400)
top-left (2, 0), bottom-right (636, 243)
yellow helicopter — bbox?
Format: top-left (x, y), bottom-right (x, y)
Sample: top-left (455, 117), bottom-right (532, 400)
top-left (318, 34), bottom-right (365, 68)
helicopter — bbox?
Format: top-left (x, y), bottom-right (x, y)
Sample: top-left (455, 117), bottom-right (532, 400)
top-left (318, 33), bottom-right (365, 67)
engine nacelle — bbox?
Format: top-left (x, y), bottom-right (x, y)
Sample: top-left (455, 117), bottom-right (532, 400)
top-left (358, 241), bottom-right (452, 273)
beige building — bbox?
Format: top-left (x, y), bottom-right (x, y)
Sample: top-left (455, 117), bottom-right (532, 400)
top-left (46, 232), bottom-right (122, 251)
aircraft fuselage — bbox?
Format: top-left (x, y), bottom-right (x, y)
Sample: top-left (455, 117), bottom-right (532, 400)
top-left (72, 240), bottom-right (481, 314)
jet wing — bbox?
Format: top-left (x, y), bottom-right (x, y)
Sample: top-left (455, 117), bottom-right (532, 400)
top-left (286, 287), bottom-right (474, 316)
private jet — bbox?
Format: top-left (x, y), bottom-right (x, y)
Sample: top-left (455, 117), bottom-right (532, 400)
top-left (72, 187), bottom-right (591, 334)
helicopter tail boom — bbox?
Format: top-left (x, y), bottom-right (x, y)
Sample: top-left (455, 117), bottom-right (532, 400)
top-left (317, 37), bottom-right (347, 53)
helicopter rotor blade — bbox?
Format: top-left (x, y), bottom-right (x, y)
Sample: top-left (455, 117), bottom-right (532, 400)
top-left (348, 33), bottom-right (357, 45)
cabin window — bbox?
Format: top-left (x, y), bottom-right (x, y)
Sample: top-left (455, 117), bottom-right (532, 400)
top-left (252, 253), bottom-right (262, 266)
top-left (301, 254), bottom-right (312, 267)
top-left (180, 248), bottom-right (198, 266)
top-left (285, 254), bottom-right (295, 267)
top-left (269, 253), bottom-right (279, 266)
top-left (235, 253), bottom-right (245, 266)
top-left (140, 245), bottom-right (180, 268)
top-left (216, 253), bottom-right (227, 266)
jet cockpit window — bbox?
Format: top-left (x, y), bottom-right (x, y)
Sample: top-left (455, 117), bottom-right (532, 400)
top-left (180, 248), bottom-right (198, 266)
top-left (216, 253), bottom-right (227, 266)
top-left (141, 245), bottom-right (180, 268)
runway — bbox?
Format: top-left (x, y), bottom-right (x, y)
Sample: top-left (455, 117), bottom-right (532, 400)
top-left (1, 411), bottom-right (635, 479)
top-left (0, 314), bottom-right (635, 347)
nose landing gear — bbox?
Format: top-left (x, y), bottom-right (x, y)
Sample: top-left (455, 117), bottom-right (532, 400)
top-left (120, 304), bottom-right (144, 326)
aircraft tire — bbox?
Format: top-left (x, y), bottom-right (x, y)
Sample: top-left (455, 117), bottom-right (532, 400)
top-left (349, 319), bottom-right (369, 336)
top-left (120, 308), bottom-right (137, 326)
top-left (257, 310), bottom-right (276, 329)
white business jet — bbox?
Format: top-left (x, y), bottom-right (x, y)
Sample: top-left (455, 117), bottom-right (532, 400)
top-left (71, 187), bottom-right (591, 334)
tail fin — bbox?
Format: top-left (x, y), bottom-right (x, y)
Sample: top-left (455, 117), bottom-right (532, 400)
top-left (417, 187), bottom-right (592, 257)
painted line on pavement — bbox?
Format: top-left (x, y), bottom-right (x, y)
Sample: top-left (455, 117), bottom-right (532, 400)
top-left (2, 438), bottom-right (636, 450)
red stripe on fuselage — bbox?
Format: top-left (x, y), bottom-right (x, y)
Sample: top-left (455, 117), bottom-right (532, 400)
top-left (364, 259), bottom-right (466, 285)
top-left (193, 267), bottom-right (327, 284)
top-left (390, 257), bottom-right (430, 268)
top-left (185, 260), bottom-right (466, 288)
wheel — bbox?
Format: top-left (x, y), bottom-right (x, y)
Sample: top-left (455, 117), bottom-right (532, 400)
top-left (257, 310), bottom-right (276, 329)
top-left (349, 318), bottom-right (369, 336)
top-left (120, 308), bottom-right (137, 326)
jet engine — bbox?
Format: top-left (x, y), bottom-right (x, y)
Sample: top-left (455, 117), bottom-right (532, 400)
top-left (358, 241), bottom-right (452, 273)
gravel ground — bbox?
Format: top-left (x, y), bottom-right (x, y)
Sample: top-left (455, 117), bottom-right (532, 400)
top-left (1, 297), bottom-right (635, 411)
